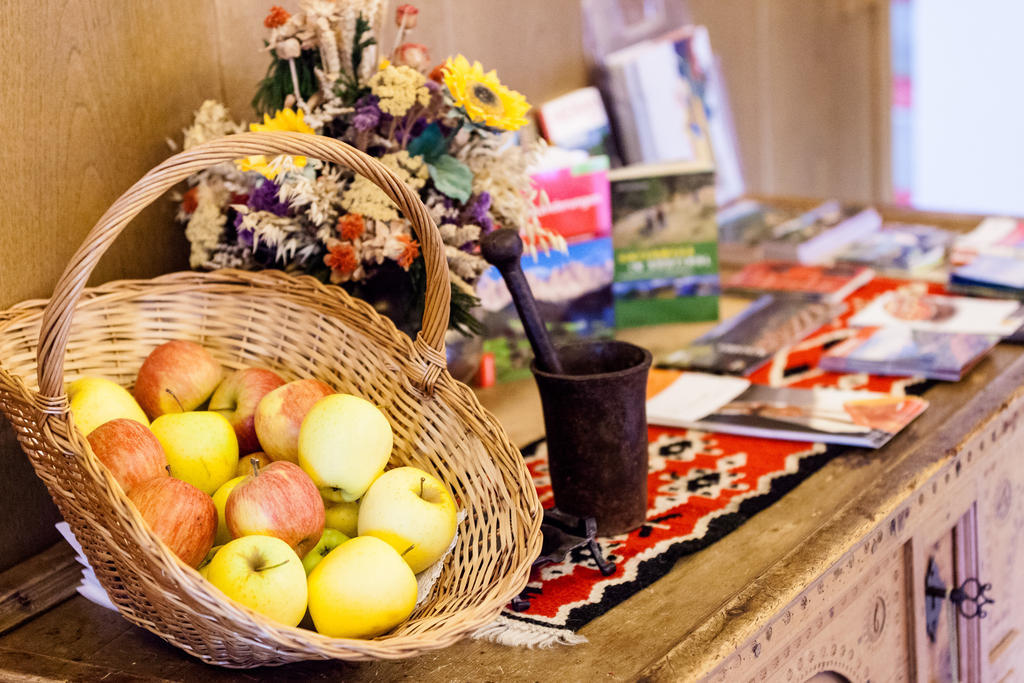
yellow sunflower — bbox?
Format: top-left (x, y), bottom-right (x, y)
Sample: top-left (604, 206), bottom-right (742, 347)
top-left (442, 55), bottom-right (530, 131)
top-left (236, 108), bottom-right (315, 180)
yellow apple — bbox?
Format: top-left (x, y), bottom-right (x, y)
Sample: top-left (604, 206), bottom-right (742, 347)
top-left (67, 376), bottom-right (149, 436)
top-left (300, 528), bottom-right (350, 575)
top-left (324, 499), bottom-right (360, 537)
top-left (151, 411), bottom-right (238, 495)
top-left (307, 536), bottom-right (417, 638)
top-left (211, 475), bottom-right (246, 545)
top-left (357, 467), bottom-right (458, 574)
top-left (205, 535), bottom-right (307, 627)
top-left (235, 451), bottom-right (272, 478)
top-left (298, 394), bottom-right (393, 502)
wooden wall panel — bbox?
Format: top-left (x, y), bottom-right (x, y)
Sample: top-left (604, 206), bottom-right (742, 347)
top-left (691, 0), bottom-right (888, 202)
top-left (212, 0), bottom-right (588, 122)
top-left (0, 0), bottom-right (229, 572)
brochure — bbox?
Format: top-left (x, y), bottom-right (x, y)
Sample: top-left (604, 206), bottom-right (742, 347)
top-left (820, 327), bottom-right (999, 381)
top-left (836, 222), bottom-right (953, 274)
top-left (658, 295), bottom-right (842, 375)
top-left (849, 290), bottom-right (1024, 337)
top-left (610, 162), bottom-right (719, 326)
top-left (724, 261), bottom-right (874, 304)
top-left (646, 371), bottom-right (928, 448)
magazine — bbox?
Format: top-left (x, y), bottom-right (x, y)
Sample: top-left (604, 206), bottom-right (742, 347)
top-left (820, 327), bottom-right (999, 381)
top-left (659, 24), bottom-right (744, 205)
top-left (658, 295), bottom-right (842, 375)
top-left (646, 371), bottom-right (928, 448)
top-left (836, 222), bottom-right (953, 274)
top-left (603, 40), bottom-right (708, 165)
top-left (761, 204), bottom-right (883, 265)
top-left (609, 162), bottom-right (718, 326)
top-left (849, 290), bottom-right (1024, 337)
top-left (951, 217), bottom-right (1024, 265)
top-left (724, 261), bottom-right (874, 304)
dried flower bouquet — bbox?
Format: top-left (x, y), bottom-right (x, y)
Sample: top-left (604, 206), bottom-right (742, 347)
top-left (175, 0), bottom-right (563, 335)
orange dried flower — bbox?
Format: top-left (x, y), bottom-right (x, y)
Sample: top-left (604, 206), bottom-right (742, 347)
top-left (264, 6), bottom-right (290, 29)
top-left (395, 234), bottom-right (420, 269)
top-left (324, 240), bottom-right (359, 281)
top-left (181, 187), bottom-right (198, 214)
top-left (337, 213), bottom-right (365, 241)
top-left (428, 63), bottom-right (446, 83)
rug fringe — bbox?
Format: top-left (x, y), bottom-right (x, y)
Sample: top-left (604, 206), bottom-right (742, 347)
top-left (472, 615), bottom-right (588, 648)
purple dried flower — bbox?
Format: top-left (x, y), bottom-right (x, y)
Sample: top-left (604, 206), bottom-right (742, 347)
top-left (352, 96), bottom-right (383, 132)
top-left (236, 226), bottom-right (254, 248)
top-left (462, 192), bottom-right (493, 231)
top-left (248, 180), bottom-right (290, 216)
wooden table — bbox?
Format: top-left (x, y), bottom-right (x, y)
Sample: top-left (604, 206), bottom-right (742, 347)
top-left (4, 204), bottom-right (1023, 681)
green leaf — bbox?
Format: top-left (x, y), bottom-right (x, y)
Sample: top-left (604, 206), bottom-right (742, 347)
top-left (428, 155), bottom-right (473, 203)
top-left (408, 123), bottom-right (447, 161)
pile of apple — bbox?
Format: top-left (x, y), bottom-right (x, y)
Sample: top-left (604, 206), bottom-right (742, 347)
top-left (70, 340), bottom-right (458, 639)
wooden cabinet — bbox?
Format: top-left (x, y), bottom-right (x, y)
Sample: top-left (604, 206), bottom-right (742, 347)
top-left (703, 388), bottom-right (1024, 682)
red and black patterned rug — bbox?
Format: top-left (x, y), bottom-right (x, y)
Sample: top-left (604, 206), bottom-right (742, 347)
top-left (474, 277), bottom-right (941, 646)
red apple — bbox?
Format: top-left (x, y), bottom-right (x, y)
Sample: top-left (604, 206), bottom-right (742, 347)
top-left (209, 368), bottom-right (286, 454)
top-left (133, 340), bottom-right (223, 419)
top-left (254, 379), bottom-right (333, 463)
top-left (128, 477), bottom-right (217, 568)
top-left (87, 418), bottom-right (169, 496)
top-left (226, 460), bottom-right (325, 556)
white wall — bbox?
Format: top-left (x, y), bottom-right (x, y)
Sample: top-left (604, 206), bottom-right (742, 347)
top-left (910, 0), bottom-right (1024, 214)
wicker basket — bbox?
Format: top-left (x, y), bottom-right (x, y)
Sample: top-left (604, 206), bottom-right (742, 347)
top-left (0, 132), bottom-right (543, 667)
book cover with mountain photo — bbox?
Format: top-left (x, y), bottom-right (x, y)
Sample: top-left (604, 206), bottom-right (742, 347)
top-left (477, 238), bottom-right (615, 383)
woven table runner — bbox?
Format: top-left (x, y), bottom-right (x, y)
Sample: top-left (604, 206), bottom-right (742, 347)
top-left (474, 277), bottom-right (943, 647)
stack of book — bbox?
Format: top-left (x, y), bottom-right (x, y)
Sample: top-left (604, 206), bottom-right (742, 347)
top-left (835, 223), bottom-right (953, 276)
top-left (717, 200), bottom-right (882, 266)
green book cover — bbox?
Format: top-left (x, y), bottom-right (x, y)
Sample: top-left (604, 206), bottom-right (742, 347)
top-left (609, 162), bottom-right (719, 327)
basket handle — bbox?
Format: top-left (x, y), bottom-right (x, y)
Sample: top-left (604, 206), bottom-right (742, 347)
top-left (36, 131), bottom-right (451, 400)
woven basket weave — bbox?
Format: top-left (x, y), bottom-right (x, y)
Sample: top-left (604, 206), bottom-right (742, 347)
top-left (0, 132), bottom-right (543, 667)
